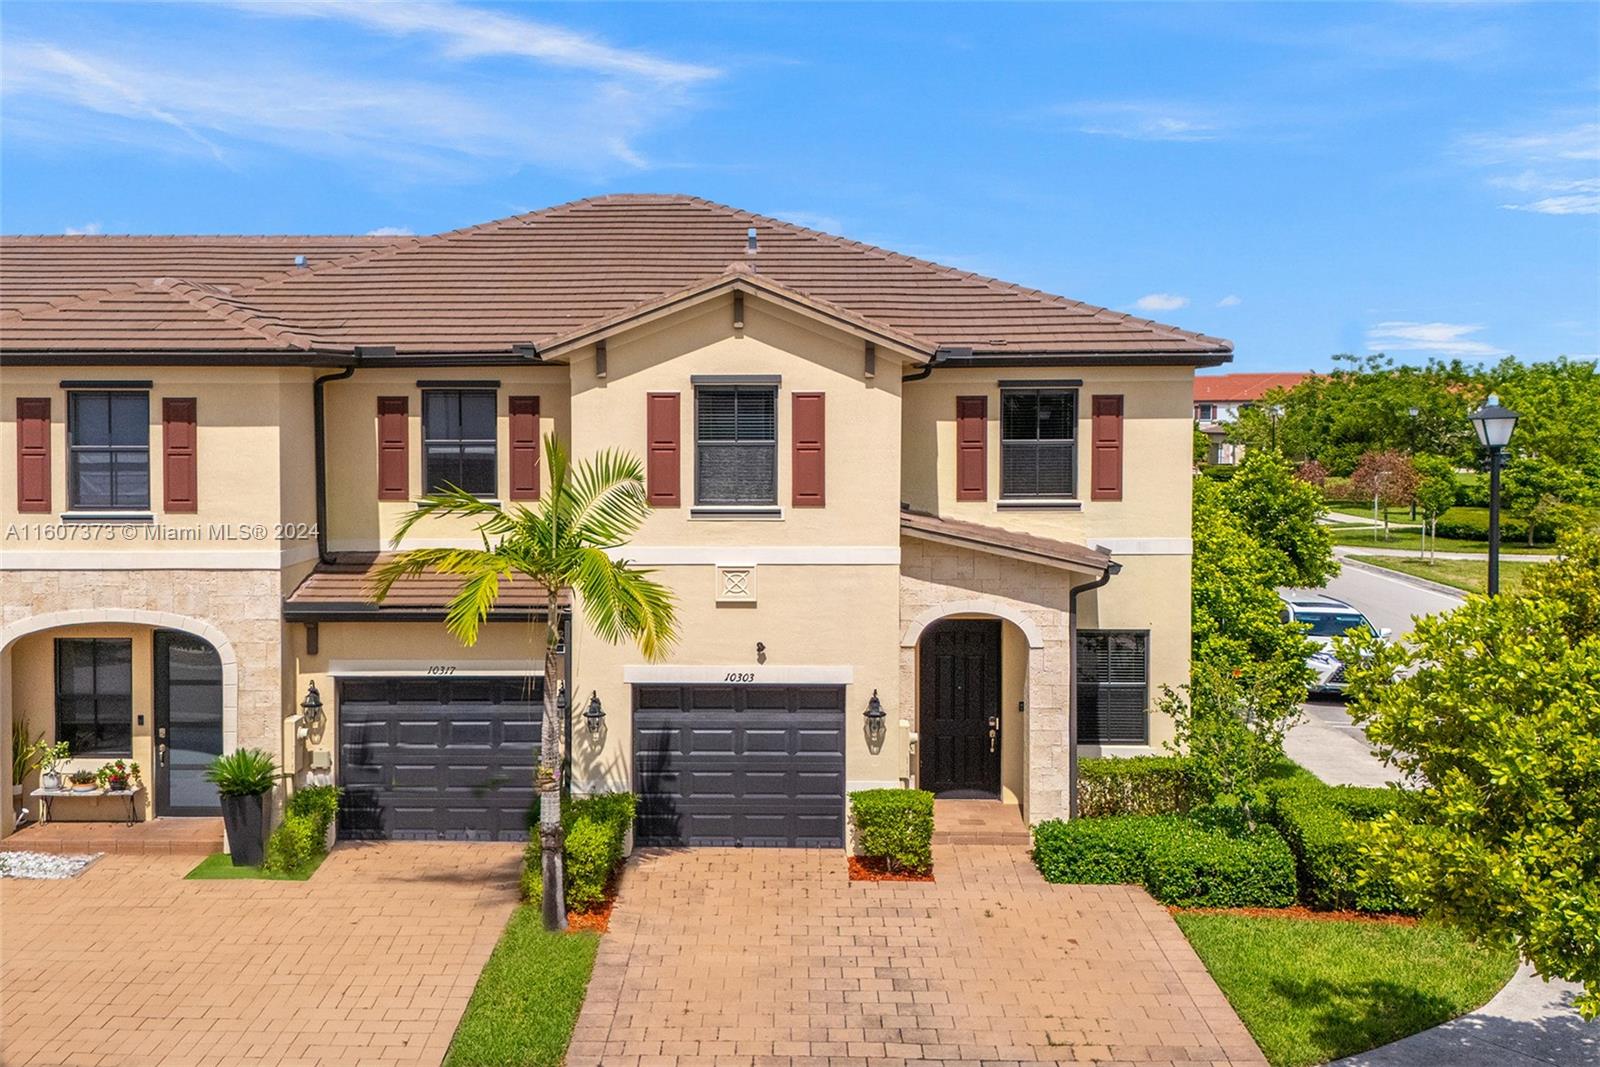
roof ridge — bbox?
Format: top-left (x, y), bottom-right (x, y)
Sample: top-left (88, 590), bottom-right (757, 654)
top-left (675, 194), bottom-right (1231, 352)
top-left (0, 233), bottom-right (401, 243)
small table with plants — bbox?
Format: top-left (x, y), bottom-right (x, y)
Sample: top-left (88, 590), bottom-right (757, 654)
top-left (30, 760), bottom-right (144, 825)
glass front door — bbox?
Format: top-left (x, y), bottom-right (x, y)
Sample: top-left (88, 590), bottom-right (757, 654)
top-left (154, 630), bottom-right (224, 816)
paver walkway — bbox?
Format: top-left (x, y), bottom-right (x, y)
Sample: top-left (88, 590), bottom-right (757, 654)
top-left (570, 844), bottom-right (1267, 1066)
top-left (0, 842), bottom-right (522, 1067)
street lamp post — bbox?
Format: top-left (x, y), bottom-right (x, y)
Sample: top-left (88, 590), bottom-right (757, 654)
top-left (1469, 393), bottom-right (1519, 596)
top-left (1407, 406), bottom-right (1420, 521)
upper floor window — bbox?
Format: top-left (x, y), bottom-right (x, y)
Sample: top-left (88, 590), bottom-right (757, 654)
top-left (56, 637), bottom-right (133, 757)
top-left (423, 390), bottom-right (497, 496)
top-left (1001, 388), bottom-right (1076, 499)
top-left (1195, 403), bottom-right (1217, 421)
top-left (69, 391), bottom-right (149, 511)
top-left (695, 386), bottom-right (777, 506)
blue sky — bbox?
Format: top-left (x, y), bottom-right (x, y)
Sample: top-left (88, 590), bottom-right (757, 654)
top-left (2, 2), bottom-right (1596, 372)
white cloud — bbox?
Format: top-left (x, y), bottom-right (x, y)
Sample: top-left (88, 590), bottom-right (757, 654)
top-left (770, 210), bottom-right (844, 235)
top-left (1054, 101), bottom-right (1224, 143)
top-left (63, 222), bottom-right (102, 235)
top-left (1366, 321), bottom-right (1506, 358)
top-left (1459, 121), bottom-right (1600, 217)
top-left (1217, 294), bottom-right (1242, 308)
top-left (366, 226), bottom-right (414, 236)
top-left (1135, 293), bottom-right (1189, 312)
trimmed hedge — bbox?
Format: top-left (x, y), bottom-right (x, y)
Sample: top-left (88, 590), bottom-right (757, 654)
top-left (1432, 506), bottom-right (1556, 546)
top-left (849, 788), bottom-right (934, 874)
top-left (522, 792), bottom-right (636, 912)
top-left (1077, 756), bottom-right (1195, 816)
top-left (1033, 815), bottom-right (1296, 908)
top-left (1266, 781), bottom-right (1412, 913)
top-left (263, 785), bottom-right (340, 874)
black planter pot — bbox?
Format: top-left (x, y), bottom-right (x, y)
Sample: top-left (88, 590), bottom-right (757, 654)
top-left (220, 792), bottom-right (269, 866)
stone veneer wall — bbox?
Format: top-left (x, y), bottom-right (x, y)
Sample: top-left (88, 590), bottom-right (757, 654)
top-left (1, 568), bottom-right (285, 756)
top-left (899, 536), bottom-right (1075, 823)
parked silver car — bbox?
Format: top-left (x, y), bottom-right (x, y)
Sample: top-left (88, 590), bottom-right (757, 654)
top-left (1279, 593), bottom-right (1391, 695)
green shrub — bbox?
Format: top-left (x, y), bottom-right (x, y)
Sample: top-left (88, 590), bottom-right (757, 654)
top-left (848, 789), bottom-right (934, 874)
top-left (287, 784), bottom-right (339, 838)
top-left (1200, 464), bottom-right (1237, 482)
top-left (204, 749), bottom-right (278, 796)
top-left (263, 813), bottom-right (322, 873)
top-left (1034, 815), bottom-right (1296, 907)
top-left (1077, 756), bottom-right (1195, 816)
top-left (522, 792), bottom-right (636, 912)
top-left (1432, 506), bottom-right (1556, 545)
top-left (1267, 782), bottom-right (1411, 913)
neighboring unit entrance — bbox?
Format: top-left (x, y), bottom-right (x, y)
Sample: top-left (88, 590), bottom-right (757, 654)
top-left (633, 684), bottom-right (846, 847)
top-left (154, 630), bottom-right (225, 817)
top-left (919, 619), bottom-right (1002, 796)
top-left (336, 676), bottom-right (541, 841)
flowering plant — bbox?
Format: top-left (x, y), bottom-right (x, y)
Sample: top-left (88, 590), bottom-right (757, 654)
top-left (97, 759), bottom-right (140, 790)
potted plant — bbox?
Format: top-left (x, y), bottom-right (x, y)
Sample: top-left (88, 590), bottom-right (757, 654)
top-left (97, 759), bottom-right (139, 792)
top-left (10, 720), bottom-right (43, 798)
top-left (205, 749), bottom-right (278, 866)
top-left (36, 741), bottom-right (70, 791)
top-left (67, 769), bottom-right (99, 793)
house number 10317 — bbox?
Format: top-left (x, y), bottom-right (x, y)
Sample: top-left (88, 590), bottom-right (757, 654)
top-left (426, 666), bottom-right (457, 675)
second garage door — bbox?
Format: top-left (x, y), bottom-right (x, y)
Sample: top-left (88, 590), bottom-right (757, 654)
top-left (633, 684), bottom-right (846, 847)
top-left (337, 676), bottom-right (541, 842)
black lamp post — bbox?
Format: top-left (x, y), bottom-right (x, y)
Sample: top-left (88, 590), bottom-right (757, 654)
top-left (1469, 393), bottom-right (1519, 596)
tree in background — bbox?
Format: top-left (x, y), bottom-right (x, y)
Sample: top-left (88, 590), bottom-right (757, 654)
top-left (1292, 459), bottom-right (1327, 487)
top-left (1336, 531), bottom-right (1600, 1018)
top-left (1412, 454), bottom-right (1458, 561)
top-left (1220, 449), bottom-right (1339, 587)
top-left (1349, 450), bottom-right (1420, 539)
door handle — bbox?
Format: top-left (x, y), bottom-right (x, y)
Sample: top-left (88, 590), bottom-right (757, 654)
top-left (158, 743), bottom-right (168, 769)
top-left (987, 715), bottom-right (999, 754)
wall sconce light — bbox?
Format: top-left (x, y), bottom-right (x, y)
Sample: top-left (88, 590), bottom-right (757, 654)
top-left (864, 689), bottom-right (886, 742)
top-left (300, 681), bottom-right (325, 732)
top-left (583, 691), bottom-right (606, 735)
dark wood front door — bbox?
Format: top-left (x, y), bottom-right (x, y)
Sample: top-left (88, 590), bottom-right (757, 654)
top-left (919, 620), bottom-right (1002, 796)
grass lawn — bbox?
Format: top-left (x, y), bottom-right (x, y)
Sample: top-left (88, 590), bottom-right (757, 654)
top-left (443, 905), bottom-right (600, 1067)
top-left (1330, 527), bottom-right (1551, 555)
top-left (1347, 554), bottom-right (1540, 595)
top-left (1176, 913), bottom-right (1518, 1067)
top-left (185, 852), bottom-right (324, 880)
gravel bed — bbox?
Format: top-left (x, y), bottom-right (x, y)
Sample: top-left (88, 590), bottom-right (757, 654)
top-left (0, 850), bottom-right (104, 879)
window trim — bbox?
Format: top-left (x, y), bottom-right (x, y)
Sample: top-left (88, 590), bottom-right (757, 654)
top-left (421, 388), bottom-right (499, 498)
top-left (54, 637), bottom-right (134, 759)
top-left (999, 386), bottom-right (1078, 501)
top-left (1075, 628), bottom-right (1150, 745)
top-left (693, 384), bottom-right (779, 508)
top-left (67, 390), bottom-right (151, 512)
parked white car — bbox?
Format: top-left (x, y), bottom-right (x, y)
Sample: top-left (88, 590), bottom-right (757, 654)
top-left (1279, 593), bottom-right (1391, 695)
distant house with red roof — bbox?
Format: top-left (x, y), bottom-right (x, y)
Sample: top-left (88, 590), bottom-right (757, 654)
top-left (1193, 372), bottom-right (1310, 464)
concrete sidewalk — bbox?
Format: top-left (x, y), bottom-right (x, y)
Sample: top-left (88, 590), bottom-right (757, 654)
top-left (1334, 544), bottom-right (1555, 563)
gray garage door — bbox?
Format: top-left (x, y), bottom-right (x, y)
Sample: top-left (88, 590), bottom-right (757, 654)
top-left (633, 684), bottom-right (846, 847)
top-left (337, 676), bottom-right (541, 841)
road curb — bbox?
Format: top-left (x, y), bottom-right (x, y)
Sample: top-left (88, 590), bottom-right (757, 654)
top-left (1337, 555), bottom-right (1469, 599)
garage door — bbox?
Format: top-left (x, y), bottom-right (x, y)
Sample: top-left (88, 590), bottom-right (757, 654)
top-left (337, 676), bottom-right (541, 841)
top-left (633, 684), bottom-right (846, 847)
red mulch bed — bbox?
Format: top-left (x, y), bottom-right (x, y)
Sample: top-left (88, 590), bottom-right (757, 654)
top-left (1171, 904), bottom-right (1418, 926)
top-left (848, 855), bottom-right (935, 882)
top-left (563, 868), bottom-right (623, 933)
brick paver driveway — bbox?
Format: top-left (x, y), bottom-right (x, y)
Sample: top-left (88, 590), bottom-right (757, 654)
top-left (572, 844), bottom-right (1266, 1067)
top-left (0, 842), bottom-right (521, 1067)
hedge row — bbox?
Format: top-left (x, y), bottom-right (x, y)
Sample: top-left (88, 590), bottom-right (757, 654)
top-left (263, 784), bottom-right (339, 874)
top-left (1076, 756), bottom-right (1196, 817)
top-left (522, 792), bottom-right (636, 912)
top-left (849, 789), bottom-right (935, 873)
top-left (1032, 815), bottom-right (1297, 908)
top-left (1264, 780), bottom-right (1412, 913)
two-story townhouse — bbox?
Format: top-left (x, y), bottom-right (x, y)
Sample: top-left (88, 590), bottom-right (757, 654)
top-left (1, 195), bottom-right (1230, 847)
top-left (1193, 371), bottom-right (1309, 464)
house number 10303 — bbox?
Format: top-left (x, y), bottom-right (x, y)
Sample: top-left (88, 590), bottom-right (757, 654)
top-left (724, 672), bottom-right (756, 683)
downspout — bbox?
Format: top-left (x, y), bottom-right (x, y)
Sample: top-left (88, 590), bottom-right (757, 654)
top-left (1066, 560), bottom-right (1121, 819)
top-left (312, 364), bottom-right (357, 565)
top-left (901, 346), bottom-right (960, 383)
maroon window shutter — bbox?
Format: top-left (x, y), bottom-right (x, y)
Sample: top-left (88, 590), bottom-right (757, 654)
top-left (377, 396), bottom-right (409, 501)
top-left (162, 397), bottom-right (198, 512)
top-left (646, 392), bottom-right (680, 506)
top-left (792, 392), bottom-right (826, 507)
top-left (1091, 394), bottom-right (1124, 501)
top-left (955, 395), bottom-right (987, 501)
top-left (16, 397), bottom-right (50, 514)
top-left (509, 396), bottom-right (541, 501)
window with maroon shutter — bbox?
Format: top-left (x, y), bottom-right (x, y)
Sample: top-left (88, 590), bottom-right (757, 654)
top-left (376, 396), bottom-right (409, 501)
top-left (791, 392), bottom-right (825, 507)
top-left (1090, 394), bottom-right (1124, 501)
top-left (16, 397), bottom-right (50, 513)
top-left (955, 395), bottom-right (987, 501)
top-left (162, 398), bottom-right (198, 512)
top-left (646, 392), bottom-right (680, 506)
top-left (509, 396), bottom-right (540, 500)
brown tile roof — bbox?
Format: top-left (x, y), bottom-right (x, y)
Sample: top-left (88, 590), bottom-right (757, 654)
top-left (2, 195), bottom-right (1233, 364)
top-left (1193, 372), bottom-right (1310, 403)
top-left (284, 553), bottom-right (558, 620)
top-left (0, 235), bottom-right (399, 314)
top-left (899, 508), bottom-right (1114, 574)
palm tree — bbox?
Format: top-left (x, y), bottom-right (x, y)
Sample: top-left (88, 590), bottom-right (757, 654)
top-left (372, 435), bottom-right (676, 930)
